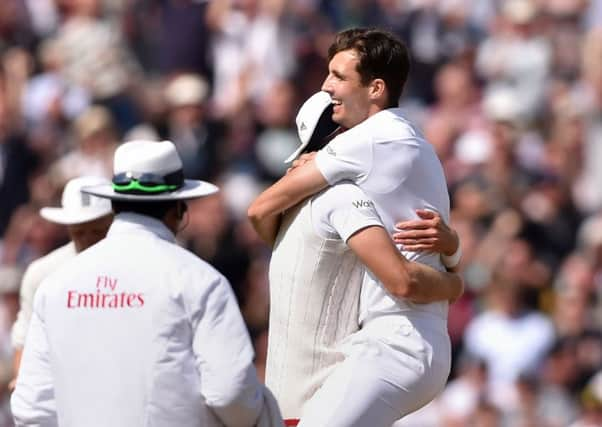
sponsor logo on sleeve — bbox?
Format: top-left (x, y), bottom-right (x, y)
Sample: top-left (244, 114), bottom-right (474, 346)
top-left (352, 200), bottom-right (375, 209)
top-left (66, 275), bottom-right (144, 309)
top-left (326, 145), bottom-right (336, 156)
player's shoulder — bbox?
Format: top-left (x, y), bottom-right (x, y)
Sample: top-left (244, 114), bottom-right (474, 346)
top-left (314, 182), bottom-right (376, 219)
top-left (319, 181), bottom-right (369, 202)
top-left (23, 242), bottom-right (77, 282)
top-left (367, 108), bottom-right (423, 141)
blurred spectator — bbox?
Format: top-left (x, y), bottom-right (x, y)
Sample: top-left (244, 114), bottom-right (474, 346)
top-left (49, 105), bottom-right (118, 186)
top-left (160, 72), bottom-right (224, 180)
top-left (22, 0), bottom-right (59, 40)
top-left (469, 400), bottom-right (502, 427)
top-left (123, 0), bottom-right (213, 79)
top-left (576, 212), bottom-right (602, 324)
top-left (552, 253), bottom-right (597, 338)
top-left (424, 61), bottom-right (482, 184)
top-left (0, 0), bottom-right (36, 53)
top-left (476, 0), bottom-right (551, 121)
top-left (0, 202), bottom-right (66, 269)
top-left (21, 38), bottom-right (90, 130)
top-left (253, 79), bottom-right (299, 181)
top-left (21, 38), bottom-right (90, 166)
top-left (206, 0), bottom-right (296, 118)
top-left (0, 76), bottom-right (38, 238)
top-left (364, 0), bottom-right (483, 105)
top-left (573, 28), bottom-right (602, 212)
top-left (438, 353), bottom-right (489, 425)
top-left (453, 86), bottom-right (539, 220)
top-left (53, 0), bottom-right (143, 133)
top-left (180, 192), bottom-right (251, 308)
top-left (157, 0), bottom-right (213, 78)
top-left (520, 173), bottom-right (583, 272)
top-left (464, 275), bottom-right (556, 409)
top-left (535, 338), bottom-right (581, 427)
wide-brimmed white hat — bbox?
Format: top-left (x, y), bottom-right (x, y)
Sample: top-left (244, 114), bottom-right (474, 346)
top-left (284, 91), bottom-right (339, 163)
top-left (40, 176), bottom-right (113, 225)
top-left (82, 140), bottom-right (218, 201)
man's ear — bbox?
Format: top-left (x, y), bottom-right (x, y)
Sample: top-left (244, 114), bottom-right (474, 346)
top-left (369, 78), bottom-right (386, 101)
top-left (176, 201), bottom-right (188, 220)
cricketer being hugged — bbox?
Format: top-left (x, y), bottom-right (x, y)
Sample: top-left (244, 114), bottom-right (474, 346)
top-left (249, 27), bottom-right (463, 427)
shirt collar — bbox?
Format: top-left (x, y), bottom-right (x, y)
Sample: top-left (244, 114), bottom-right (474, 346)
top-left (107, 212), bottom-right (176, 243)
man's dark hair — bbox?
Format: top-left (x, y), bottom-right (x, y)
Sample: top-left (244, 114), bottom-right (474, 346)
top-left (328, 28), bottom-right (410, 108)
top-left (111, 200), bottom-right (178, 220)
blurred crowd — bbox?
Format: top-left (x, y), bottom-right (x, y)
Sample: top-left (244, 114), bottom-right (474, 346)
top-left (0, 0), bottom-right (601, 426)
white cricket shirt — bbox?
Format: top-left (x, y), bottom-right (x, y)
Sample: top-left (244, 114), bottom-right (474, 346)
top-left (266, 182), bottom-right (383, 419)
top-left (315, 108), bottom-right (451, 326)
top-left (12, 213), bottom-right (279, 427)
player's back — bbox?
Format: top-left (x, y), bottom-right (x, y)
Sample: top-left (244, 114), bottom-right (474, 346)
top-left (267, 193), bottom-right (364, 419)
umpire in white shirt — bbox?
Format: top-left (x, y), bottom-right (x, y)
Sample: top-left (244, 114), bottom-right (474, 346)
top-left (10, 176), bottom-right (114, 389)
top-left (11, 140), bottom-right (283, 427)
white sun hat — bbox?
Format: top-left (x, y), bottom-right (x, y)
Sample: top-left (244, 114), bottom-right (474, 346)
top-left (40, 176), bottom-right (113, 225)
top-left (82, 140), bottom-right (219, 201)
top-left (284, 91), bottom-right (339, 163)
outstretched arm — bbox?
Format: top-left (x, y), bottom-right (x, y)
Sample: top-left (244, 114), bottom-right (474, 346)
top-left (248, 159), bottom-right (327, 245)
top-left (347, 225), bottom-right (463, 304)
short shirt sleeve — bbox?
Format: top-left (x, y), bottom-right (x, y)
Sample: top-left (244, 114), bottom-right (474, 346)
top-left (315, 125), bottom-right (373, 186)
top-left (312, 182), bottom-right (383, 242)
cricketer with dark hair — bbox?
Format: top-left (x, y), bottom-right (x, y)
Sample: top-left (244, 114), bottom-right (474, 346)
top-left (249, 28), bottom-right (462, 426)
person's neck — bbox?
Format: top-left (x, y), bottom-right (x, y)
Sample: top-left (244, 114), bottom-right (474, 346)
top-left (368, 103), bottom-right (386, 117)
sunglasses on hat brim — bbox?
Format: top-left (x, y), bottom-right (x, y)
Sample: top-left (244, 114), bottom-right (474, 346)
top-left (112, 170), bottom-right (184, 195)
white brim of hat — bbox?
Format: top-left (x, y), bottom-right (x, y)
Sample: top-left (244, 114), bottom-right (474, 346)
top-left (40, 206), bottom-right (113, 225)
top-left (284, 144), bottom-right (308, 164)
top-left (285, 91), bottom-right (334, 163)
top-left (81, 179), bottom-right (219, 201)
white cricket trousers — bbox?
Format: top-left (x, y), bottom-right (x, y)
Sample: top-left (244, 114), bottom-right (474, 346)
top-left (298, 313), bottom-right (451, 427)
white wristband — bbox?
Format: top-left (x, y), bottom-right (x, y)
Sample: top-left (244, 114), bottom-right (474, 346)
top-left (442, 244), bottom-right (462, 269)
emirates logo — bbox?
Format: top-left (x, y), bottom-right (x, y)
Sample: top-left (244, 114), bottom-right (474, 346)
top-left (66, 275), bottom-right (145, 309)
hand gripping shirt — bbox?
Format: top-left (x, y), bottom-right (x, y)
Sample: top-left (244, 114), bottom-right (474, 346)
top-left (315, 108), bottom-right (451, 326)
top-left (11, 213), bottom-right (280, 427)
